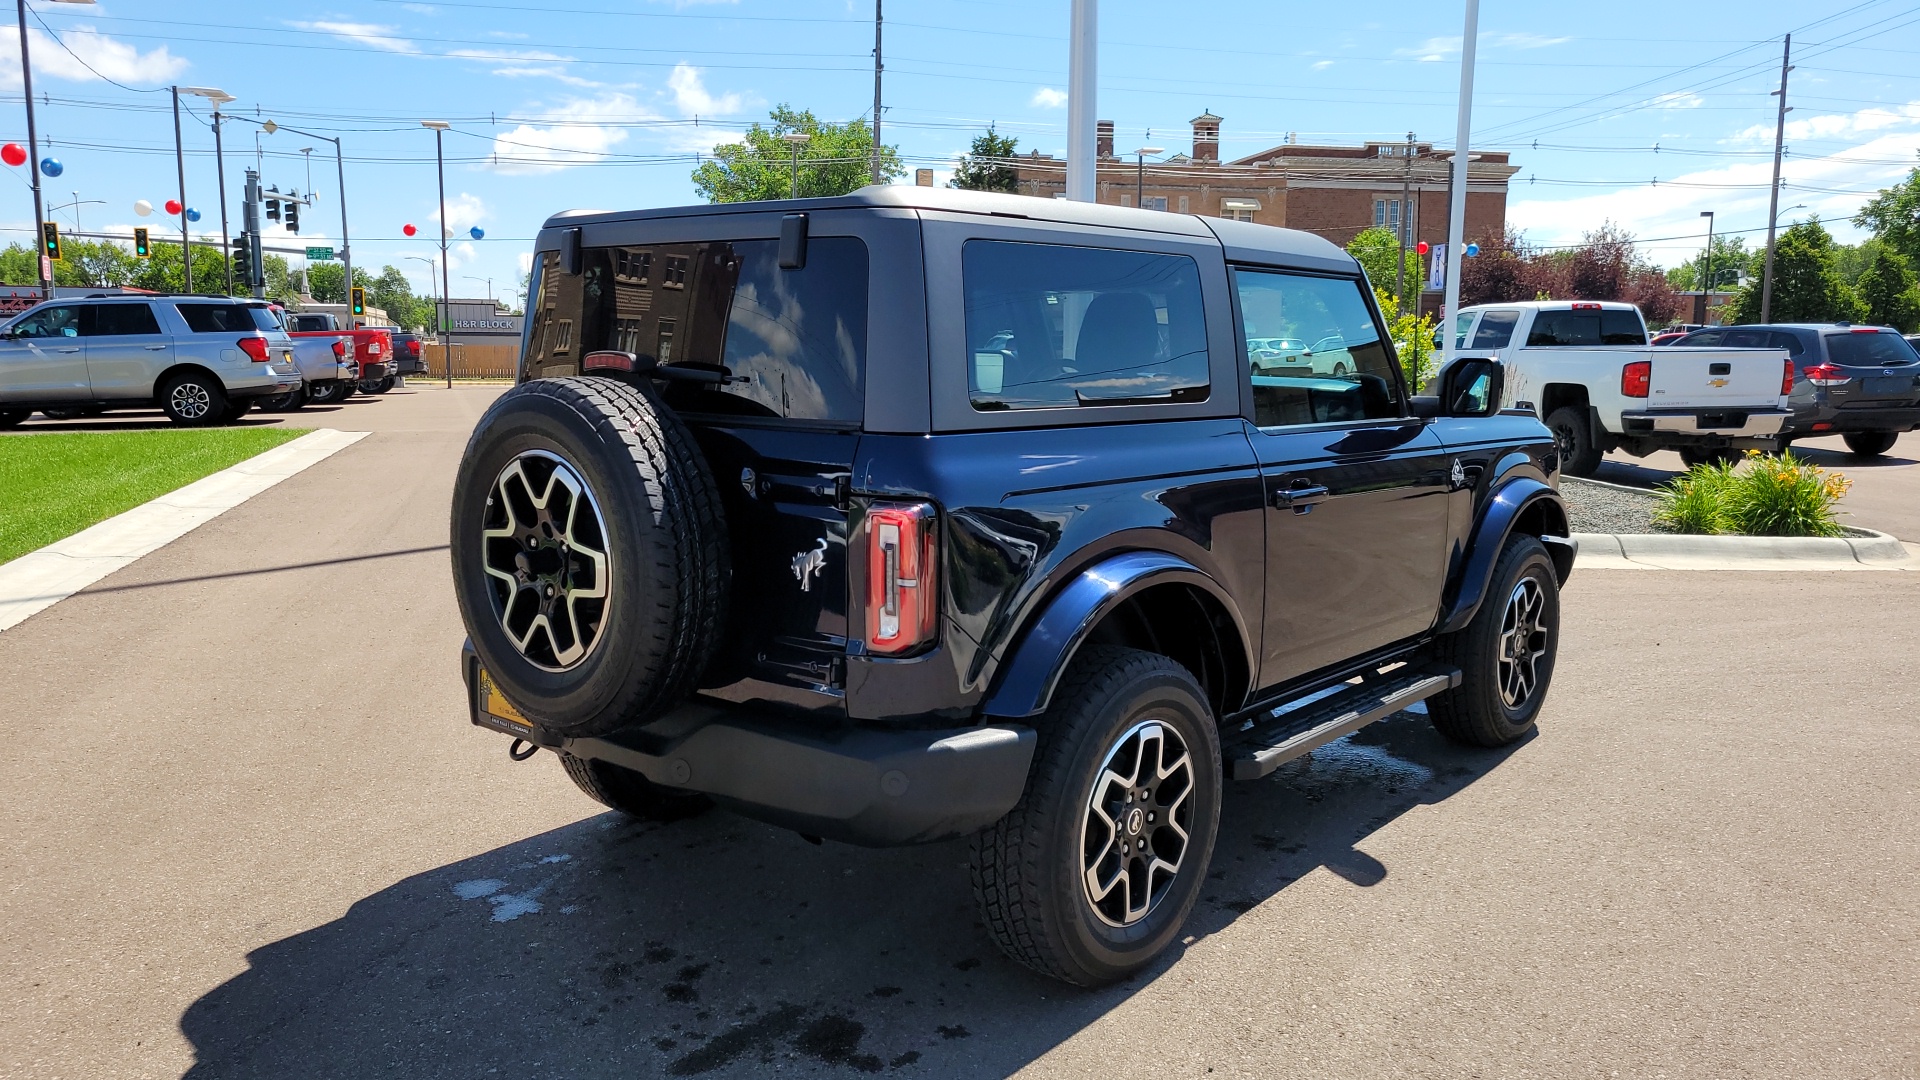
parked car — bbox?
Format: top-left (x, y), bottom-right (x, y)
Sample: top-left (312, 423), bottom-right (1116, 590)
top-left (390, 330), bottom-right (428, 377)
top-left (448, 188), bottom-right (1574, 987)
top-left (1451, 301), bottom-right (1792, 473)
top-left (1669, 323), bottom-right (1920, 457)
top-left (0, 295), bottom-right (300, 427)
top-left (287, 312), bottom-right (395, 399)
top-left (258, 333), bottom-right (358, 412)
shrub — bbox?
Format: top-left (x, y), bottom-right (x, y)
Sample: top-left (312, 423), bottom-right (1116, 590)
top-left (1652, 450), bottom-right (1852, 537)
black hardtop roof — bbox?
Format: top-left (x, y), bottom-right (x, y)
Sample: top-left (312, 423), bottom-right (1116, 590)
top-left (540, 185), bottom-right (1355, 272)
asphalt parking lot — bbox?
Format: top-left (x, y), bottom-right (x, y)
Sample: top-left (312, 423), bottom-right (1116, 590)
top-left (2, 385), bottom-right (1916, 1079)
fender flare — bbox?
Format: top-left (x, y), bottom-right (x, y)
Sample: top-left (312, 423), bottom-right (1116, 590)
top-left (1439, 477), bottom-right (1573, 634)
top-left (981, 550), bottom-right (1252, 720)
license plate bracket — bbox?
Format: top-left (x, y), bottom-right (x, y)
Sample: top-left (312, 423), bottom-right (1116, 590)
top-left (474, 665), bottom-right (535, 736)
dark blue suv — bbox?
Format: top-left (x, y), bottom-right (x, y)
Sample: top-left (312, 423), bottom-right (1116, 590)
top-left (450, 188), bottom-right (1573, 986)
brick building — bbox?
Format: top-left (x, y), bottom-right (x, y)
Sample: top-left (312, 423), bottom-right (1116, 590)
top-left (1010, 114), bottom-right (1518, 293)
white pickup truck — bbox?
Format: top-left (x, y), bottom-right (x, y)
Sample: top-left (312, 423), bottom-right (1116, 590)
top-left (1451, 301), bottom-right (1792, 475)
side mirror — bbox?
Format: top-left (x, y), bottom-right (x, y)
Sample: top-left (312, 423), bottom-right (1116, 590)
top-left (1411, 356), bottom-right (1503, 418)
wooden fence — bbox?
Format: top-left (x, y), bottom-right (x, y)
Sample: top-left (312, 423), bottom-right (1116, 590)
top-left (417, 343), bottom-right (520, 379)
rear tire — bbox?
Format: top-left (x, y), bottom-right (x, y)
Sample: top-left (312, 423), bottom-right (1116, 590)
top-left (1427, 535), bottom-right (1560, 748)
top-left (160, 371), bottom-right (228, 426)
top-left (559, 752), bottom-right (710, 821)
top-left (1678, 446), bottom-right (1737, 469)
top-left (307, 381), bottom-right (347, 405)
top-left (257, 385), bottom-right (307, 412)
top-left (221, 398), bottom-right (255, 423)
top-left (1546, 406), bottom-right (1602, 477)
top-left (1842, 431), bottom-right (1898, 458)
top-left (450, 376), bottom-right (729, 738)
top-left (969, 646), bottom-right (1221, 987)
top-left (358, 376), bottom-right (395, 395)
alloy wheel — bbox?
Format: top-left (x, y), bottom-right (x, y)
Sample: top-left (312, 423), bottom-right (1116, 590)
top-left (171, 382), bottom-right (212, 419)
top-left (1079, 719), bottom-right (1196, 927)
top-left (1498, 577), bottom-right (1549, 709)
top-left (479, 449), bottom-right (612, 671)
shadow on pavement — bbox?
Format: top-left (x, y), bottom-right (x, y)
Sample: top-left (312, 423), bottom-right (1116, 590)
top-left (179, 710), bottom-right (1522, 1079)
top-left (79, 545), bottom-right (450, 594)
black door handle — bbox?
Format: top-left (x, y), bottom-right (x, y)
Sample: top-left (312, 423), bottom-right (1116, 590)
top-left (1273, 483), bottom-right (1330, 513)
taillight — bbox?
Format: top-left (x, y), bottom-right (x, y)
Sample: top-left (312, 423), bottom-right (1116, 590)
top-left (1621, 360), bottom-right (1650, 398)
top-left (1571, 302), bottom-right (1602, 311)
top-left (1781, 358), bottom-right (1794, 395)
top-left (331, 339), bottom-right (346, 357)
top-left (583, 350), bottom-right (635, 372)
top-left (1804, 363), bottom-right (1848, 387)
top-left (865, 503), bottom-right (937, 656)
top-left (407, 340), bottom-right (420, 355)
top-left (237, 337), bottom-right (270, 362)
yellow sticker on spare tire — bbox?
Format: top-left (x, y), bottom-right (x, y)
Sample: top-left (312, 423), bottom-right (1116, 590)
top-left (478, 667), bottom-right (531, 728)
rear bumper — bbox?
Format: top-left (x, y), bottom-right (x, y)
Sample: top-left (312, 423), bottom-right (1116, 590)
top-left (460, 644), bottom-right (1035, 847)
top-left (227, 366), bottom-right (304, 398)
top-left (1619, 409), bottom-right (1788, 437)
top-left (1782, 403), bottom-right (1920, 437)
top-left (360, 361), bottom-right (396, 380)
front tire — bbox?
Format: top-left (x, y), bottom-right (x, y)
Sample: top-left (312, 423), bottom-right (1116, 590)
top-left (1427, 535), bottom-right (1561, 748)
top-left (970, 646), bottom-right (1221, 987)
top-left (1842, 431), bottom-right (1898, 458)
top-left (160, 371), bottom-right (228, 426)
top-left (559, 752), bottom-right (710, 822)
top-left (1546, 407), bottom-right (1602, 477)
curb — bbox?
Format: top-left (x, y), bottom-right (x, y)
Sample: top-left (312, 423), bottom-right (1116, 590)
top-left (1572, 528), bottom-right (1916, 572)
top-left (0, 428), bottom-right (370, 633)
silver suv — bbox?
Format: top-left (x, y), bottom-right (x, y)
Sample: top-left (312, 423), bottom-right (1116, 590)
top-left (0, 295), bottom-right (301, 427)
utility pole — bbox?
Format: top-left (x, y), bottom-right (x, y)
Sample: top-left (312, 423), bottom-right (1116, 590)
top-left (1441, 0), bottom-right (1480, 367)
top-left (172, 87), bottom-right (192, 291)
top-left (1065, 0), bottom-right (1097, 202)
top-left (422, 121), bottom-right (453, 388)
top-left (1697, 210), bottom-right (1715, 324)
top-left (212, 103), bottom-right (231, 295)
top-left (242, 168), bottom-right (264, 298)
top-left (1760, 34), bottom-right (1792, 324)
top-left (17, 0), bottom-right (50, 298)
top-left (871, 0), bottom-right (883, 185)
top-left (1396, 131), bottom-right (1414, 303)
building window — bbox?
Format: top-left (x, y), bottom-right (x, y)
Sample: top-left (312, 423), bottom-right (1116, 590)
top-left (656, 318), bottom-right (676, 366)
top-left (662, 255), bottom-right (688, 289)
top-left (1178, 195), bottom-right (1190, 214)
top-left (553, 318), bottom-right (574, 353)
top-left (1221, 198), bottom-right (1259, 222)
top-left (1142, 195), bottom-right (1168, 212)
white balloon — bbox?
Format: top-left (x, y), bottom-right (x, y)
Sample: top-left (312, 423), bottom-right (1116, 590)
top-left (133, 199), bottom-right (153, 217)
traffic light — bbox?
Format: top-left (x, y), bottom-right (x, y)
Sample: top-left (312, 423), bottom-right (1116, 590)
top-left (40, 221), bottom-right (61, 262)
top-left (232, 234), bottom-right (253, 289)
top-left (266, 197), bottom-right (280, 223)
top-left (284, 200), bottom-right (300, 234)
top-left (133, 227), bottom-right (151, 258)
top-left (350, 286), bottom-right (365, 317)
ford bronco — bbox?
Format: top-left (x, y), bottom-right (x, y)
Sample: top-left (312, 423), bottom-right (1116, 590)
top-left (450, 187), bottom-right (1573, 986)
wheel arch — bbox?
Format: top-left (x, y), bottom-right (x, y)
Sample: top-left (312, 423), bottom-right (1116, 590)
top-left (1438, 478), bottom-right (1572, 635)
top-left (154, 362), bottom-right (226, 399)
top-left (980, 550), bottom-right (1254, 722)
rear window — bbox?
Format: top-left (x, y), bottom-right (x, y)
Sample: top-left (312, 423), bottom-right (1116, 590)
top-left (524, 238), bottom-right (868, 425)
top-left (176, 303), bottom-right (279, 334)
top-left (962, 240), bottom-right (1209, 411)
top-left (1824, 331), bottom-right (1919, 366)
top-left (1526, 308), bottom-right (1646, 346)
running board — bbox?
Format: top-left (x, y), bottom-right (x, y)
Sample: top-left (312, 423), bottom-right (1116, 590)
top-left (1225, 666), bottom-right (1461, 781)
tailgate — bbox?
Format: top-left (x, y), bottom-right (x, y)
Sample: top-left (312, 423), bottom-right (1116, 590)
top-left (1649, 347), bottom-right (1786, 409)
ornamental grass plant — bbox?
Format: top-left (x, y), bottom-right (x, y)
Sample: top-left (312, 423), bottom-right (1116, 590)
top-left (1652, 449), bottom-right (1852, 537)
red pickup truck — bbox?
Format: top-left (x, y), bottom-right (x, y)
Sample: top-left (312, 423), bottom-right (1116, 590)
top-left (288, 312), bottom-right (397, 396)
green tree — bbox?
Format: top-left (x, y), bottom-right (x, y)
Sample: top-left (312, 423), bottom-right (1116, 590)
top-left (1856, 246), bottom-right (1920, 331)
top-left (691, 105), bottom-right (903, 203)
top-left (1854, 164), bottom-right (1920, 266)
top-left (1375, 288), bottom-right (1437, 390)
top-left (950, 126), bottom-right (1020, 193)
top-left (1346, 227), bottom-right (1422, 301)
top-left (126, 241), bottom-right (229, 294)
top-left (1666, 234), bottom-right (1754, 292)
top-left (1727, 220), bottom-right (1866, 324)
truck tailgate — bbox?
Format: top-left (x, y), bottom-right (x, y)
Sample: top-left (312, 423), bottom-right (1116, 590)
top-left (1649, 347), bottom-right (1787, 409)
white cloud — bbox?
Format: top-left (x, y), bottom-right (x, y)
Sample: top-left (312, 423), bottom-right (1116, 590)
top-left (1396, 31), bottom-right (1569, 61)
top-left (1652, 91), bottom-right (1704, 110)
top-left (667, 63), bottom-right (743, 115)
top-left (399, 3), bottom-right (438, 13)
top-left (1310, 60), bottom-right (1334, 71)
top-left (0, 26), bottom-right (186, 87)
top-left (290, 21), bottom-right (419, 54)
top-left (1030, 87), bottom-right (1069, 109)
top-left (1732, 99), bottom-right (1920, 145)
top-left (449, 47), bottom-right (601, 87)
top-left (1398, 35), bottom-right (1458, 62)
top-left (486, 94), bottom-right (653, 174)
top-left (1492, 32), bottom-right (1572, 49)
top-left (431, 193), bottom-right (489, 236)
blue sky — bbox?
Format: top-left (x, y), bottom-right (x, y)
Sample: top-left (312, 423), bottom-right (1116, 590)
top-left (2, 0), bottom-right (1916, 305)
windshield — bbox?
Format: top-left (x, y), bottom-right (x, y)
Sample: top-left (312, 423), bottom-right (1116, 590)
top-left (1824, 331), bottom-right (1919, 366)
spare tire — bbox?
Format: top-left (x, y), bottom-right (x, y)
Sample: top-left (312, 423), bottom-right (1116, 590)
top-left (450, 376), bottom-right (729, 737)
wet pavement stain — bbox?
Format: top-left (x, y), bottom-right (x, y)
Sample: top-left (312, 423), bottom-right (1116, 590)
top-left (668, 1003), bottom-right (807, 1076)
top-left (868, 986), bottom-right (903, 998)
top-left (936, 1025), bottom-right (971, 1039)
top-left (794, 1013), bottom-right (883, 1073)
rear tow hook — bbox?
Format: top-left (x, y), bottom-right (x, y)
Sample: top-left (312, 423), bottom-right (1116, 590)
top-left (508, 738), bottom-right (541, 762)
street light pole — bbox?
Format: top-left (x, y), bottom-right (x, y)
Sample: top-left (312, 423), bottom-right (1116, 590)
top-left (423, 121), bottom-right (453, 388)
top-left (171, 86), bottom-right (193, 291)
top-left (1132, 146), bottom-right (1161, 208)
top-left (1697, 211), bottom-right (1714, 325)
top-left (1440, 0), bottom-right (1480, 368)
top-left (782, 132), bottom-right (810, 199)
top-left (465, 275), bottom-right (493, 302)
top-left (1760, 34), bottom-right (1792, 324)
top-left (1065, 0), bottom-right (1097, 202)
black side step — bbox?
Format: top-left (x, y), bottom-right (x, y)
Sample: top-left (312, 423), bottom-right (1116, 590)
top-left (1225, 665), bottom-right (1461, 781)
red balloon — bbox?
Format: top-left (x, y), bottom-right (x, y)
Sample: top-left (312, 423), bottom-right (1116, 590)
top-left (1416, 241), bottom-right (1431, 256)
top-left (165, 199), bottom-right (183, 215)
top-left (402, 223), bottom-right (417, 237)
top-left (0, 143), bottom-right (24, 167)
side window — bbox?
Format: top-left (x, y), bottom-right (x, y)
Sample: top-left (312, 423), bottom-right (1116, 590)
top-left (175, 303), bottom-right (270, 333)
top-left (1682, 330), bottom-right (1724, 347)
top-left (962, 240), bottom-right (1208, 411)
top-left (9, 304), bottom-right (82, 339)
top-left (1453, 311), bottom-right (1475, 349)
top-left (1235, 268), bottom-right (1402, 428)
top-left (534, 237), bottom-right (868, 424)
top-left (89, 303), bottom-right (162, 336)
top-left (1723, 329), bottom-right (1770, 348)
top-left (1769, 331), bottom-right (1805, 358)
top-left (1470, 309), bottom-right (1520, 349)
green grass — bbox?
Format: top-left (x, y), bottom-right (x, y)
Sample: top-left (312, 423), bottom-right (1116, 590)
top-left (0, 427), bottom-right (308, 565)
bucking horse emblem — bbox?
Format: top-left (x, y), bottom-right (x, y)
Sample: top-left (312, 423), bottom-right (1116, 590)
top-left (791, 538), bottom-right (828, 592)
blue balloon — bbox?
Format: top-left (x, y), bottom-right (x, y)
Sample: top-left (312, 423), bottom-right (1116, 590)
top-left (1465, 242), bottom-right (1481, 257)
top-left (39, 157), bottom-right (61, 177)
top-left (185, 208), bottom-right (201, 222)
top-left (469, 226), bottom-right (484, 240)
